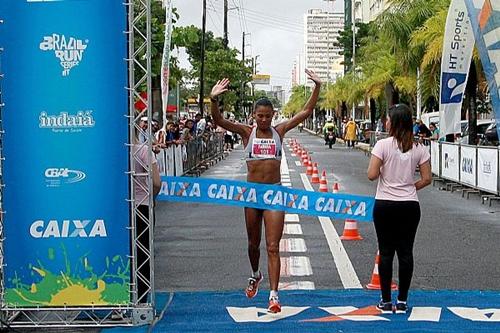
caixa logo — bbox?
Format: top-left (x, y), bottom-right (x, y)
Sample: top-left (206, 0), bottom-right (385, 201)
top-left (30, 219), bottom-right (107, 238)
top-left (461, 157), bottom-right (473, 174)
top-left (39, 34), bottom-right (88, 76)
top-left (44, 168), bottom-right (86, 187)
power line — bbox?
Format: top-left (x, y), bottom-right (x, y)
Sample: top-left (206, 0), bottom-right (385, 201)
top-left (208, 7), bottom-right (303, 35)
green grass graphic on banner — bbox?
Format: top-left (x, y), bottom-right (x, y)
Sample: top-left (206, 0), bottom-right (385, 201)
top-left (5, 244), bottom-right (130, 306)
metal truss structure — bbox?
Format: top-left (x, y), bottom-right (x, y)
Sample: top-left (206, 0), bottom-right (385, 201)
top-left (0, 0), bottom-right (155, 328)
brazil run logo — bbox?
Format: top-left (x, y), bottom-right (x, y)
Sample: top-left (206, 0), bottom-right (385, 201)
top-left (39, 34), bottom-right (88, 76)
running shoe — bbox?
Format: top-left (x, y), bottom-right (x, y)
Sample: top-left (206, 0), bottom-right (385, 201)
top-left (268, 296), bottom-right (281, 313)
top-left (376, 300), bottom-right (394, 314)
top-left (245, 274), bottom-right (263, 299)
top-left (395, 301), bottom-right (408, 314)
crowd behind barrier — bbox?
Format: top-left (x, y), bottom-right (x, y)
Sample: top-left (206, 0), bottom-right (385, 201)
top-left (156, 132), bottom-right (225, 177)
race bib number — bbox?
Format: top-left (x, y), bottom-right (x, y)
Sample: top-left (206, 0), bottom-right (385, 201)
top-left (252, 138), bottom-right (276, 158)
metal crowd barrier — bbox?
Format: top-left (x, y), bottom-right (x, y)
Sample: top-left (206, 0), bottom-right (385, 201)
top-left (430, 141), bottom-right (500, 204)
top-left (368, 131), bottom-right (390, 149)
top-left (156, 132), bottom-right (225, 177)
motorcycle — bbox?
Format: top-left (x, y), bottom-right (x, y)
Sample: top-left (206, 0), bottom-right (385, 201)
top-left (326, 129), bottom-right (336, 149)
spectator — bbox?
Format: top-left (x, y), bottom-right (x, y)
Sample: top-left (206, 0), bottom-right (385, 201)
top-left (412, 117), bottom-right (420, 136)
top-left (181, 119), bottom-right (195, 142)
top-left (344, 117), bottom-right (358, 148)
top-left (133, 130), bottom-right (161, 303)
top-left (194, 113), bottom-right (206, 136)
top-left (376, 118), bottom-right (384, 133)
top-left (429, 122), bottom-right (440, 140)
top-left (418, 123), bottom-right (432, 145)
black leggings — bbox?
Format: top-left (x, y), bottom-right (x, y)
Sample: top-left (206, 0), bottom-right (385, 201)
top-left (373, 200), bottom-right (420, 302)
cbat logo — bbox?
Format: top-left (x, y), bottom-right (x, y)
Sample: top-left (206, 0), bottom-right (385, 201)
top-left (44, 168), bottom-right (86, 187)
top-left (483, 161), bottom-right (492, 174)
top-left (39, 34), bottom-right (88, 76)
top-left (39, 110), bottom-right (95, 133)
top-left (441, 72), bottom-right (467, 104)
top-left (30, 219), bottom-right (107, 238)
top-left (461, 157), bottom-right (473, 174)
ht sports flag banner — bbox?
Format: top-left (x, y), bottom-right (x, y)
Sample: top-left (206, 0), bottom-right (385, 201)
top-left (0, 1), bottom-right (130, 306)
top-left (161, 0), bottom-right (174, 124)
top-left (440, 0), bottom-right (475, 136)
top-left (158, 177), bottom-right (375, 222)
top-left (464, 0), bottom-right (500, 141)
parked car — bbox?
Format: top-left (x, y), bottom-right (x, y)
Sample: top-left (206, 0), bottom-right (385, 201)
top-left (459, 119), bottom-right (496, 145)
top-left (484, 122), bottom-right (499, 145)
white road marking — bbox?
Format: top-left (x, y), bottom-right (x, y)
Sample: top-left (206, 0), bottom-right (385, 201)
top-left (408, 307), bottom-right (442, 322)
top-left (285, 214), bottom-right (299, 222)
top-left (226, 307), bottom-right (310, 323)
top-left (291, 153), bottom-right (297, 157)
top-left (280, 256), bottom-right (313, 276)
top-left (278, 281), bottom-right (315, 290)
top-left (284, 224), bottom-right (302, 235)
top-left (280, 238), bottom-right (307, 252)
top-left (300, 173), bottom-right (362, 289)
top-left (282, 183), bottom-right (292, 187)
top-left (295, 161), bottom-right (301, 166)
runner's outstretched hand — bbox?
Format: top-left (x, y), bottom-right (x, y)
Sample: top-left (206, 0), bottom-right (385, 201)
top-left (305, 69), bottom-right (321, 86)
top-left (210, 78), bottom-right (230, 98)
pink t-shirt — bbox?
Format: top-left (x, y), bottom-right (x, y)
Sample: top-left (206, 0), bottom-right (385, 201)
top-left (371, 137), bottom-right (430, 202)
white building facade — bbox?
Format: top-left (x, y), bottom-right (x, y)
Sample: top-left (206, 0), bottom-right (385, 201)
top-left (304, 9), bottom-right (344, 85)
top-left (354, 0), bottom-right (390, 23)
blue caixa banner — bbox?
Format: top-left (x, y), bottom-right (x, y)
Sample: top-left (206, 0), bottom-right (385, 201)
top-left (0, 1), bottom-right (130, 306)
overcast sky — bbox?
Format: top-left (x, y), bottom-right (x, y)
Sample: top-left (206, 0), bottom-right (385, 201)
top-left (174, 0), bottom-right (345, 92)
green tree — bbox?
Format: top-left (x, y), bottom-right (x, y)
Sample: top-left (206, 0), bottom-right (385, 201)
top-left (173, 25), bottom-right (252, 118)
top-left (334, 22), bottom-right (371, 73)
top-left (283, 86), bottom-right (309, 118)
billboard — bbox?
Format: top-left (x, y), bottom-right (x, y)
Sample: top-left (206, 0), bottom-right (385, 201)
top-left (252, 74), bottom-right (271, 85)
top-left (0, 0), bottom-right (130, 306)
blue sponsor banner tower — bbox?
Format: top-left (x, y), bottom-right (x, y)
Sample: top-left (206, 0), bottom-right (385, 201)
top-left (0, 0), bottom-right (130, 306)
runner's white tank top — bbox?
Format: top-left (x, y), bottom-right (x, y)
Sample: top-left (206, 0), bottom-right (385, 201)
top-left (244, 126), bottom-right (282, 161)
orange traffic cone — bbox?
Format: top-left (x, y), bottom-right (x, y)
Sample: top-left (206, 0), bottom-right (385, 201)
top-left (301, 150), bottom-right (307, 162)
top-left (340, 219), bottom-right (363, 240)
top-left (332, 182), bottom-right (340, 193)
top-left (302, 153), bottom-right (309, 166)
top-left (306, 158), bottom-right (313, 175)
top-left (319, 170), bottom-right (328, 192)
top-left (311, 163), bottom-right (320, 183)
top-left (366, 251), bottom-right (398, 290)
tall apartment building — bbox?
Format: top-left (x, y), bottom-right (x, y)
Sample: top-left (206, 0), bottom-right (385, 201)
top-left (292, 54), bottom-right (306, 87)
top-left (304, 9), bottom-right (344, 85)
top-left (349, 0), bottom-right (389, 24)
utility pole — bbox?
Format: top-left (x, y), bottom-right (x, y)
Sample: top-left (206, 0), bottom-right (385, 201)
top-left (351, 0), bottom-right (356, 119)
top-left (199, 0), bottom-right (207, 116)
top-left (223, 0), bottom-right (228, 48)
top-left (241, 32), bottom-right (246, 118)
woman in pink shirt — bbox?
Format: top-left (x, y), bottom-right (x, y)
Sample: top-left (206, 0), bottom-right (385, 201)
top-left (367, 104), bottom-right (432, 314)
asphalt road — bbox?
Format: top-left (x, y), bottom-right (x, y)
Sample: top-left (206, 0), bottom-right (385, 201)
top-left (155, 129), bottom-right (500, 293)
